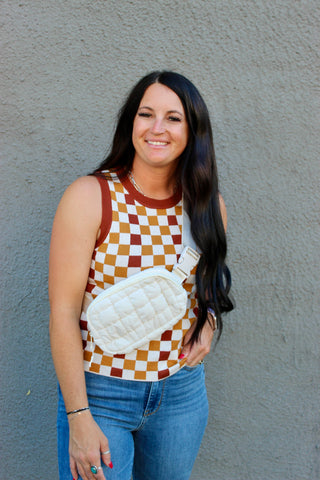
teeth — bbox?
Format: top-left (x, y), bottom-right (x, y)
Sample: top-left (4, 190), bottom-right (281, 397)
top-left (147, 141), bottom-right (167, 146)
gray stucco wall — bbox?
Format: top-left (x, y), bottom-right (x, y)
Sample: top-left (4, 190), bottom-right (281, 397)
top-left (1, 1), bottom-right (319, 479)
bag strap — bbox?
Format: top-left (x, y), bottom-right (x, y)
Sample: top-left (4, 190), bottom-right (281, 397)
top-left (172, 245), bottom-right (200, 282)
top-left (182, 206), bottom-right (197, 251)
top-left (172, 200), bottom-right (200, 282)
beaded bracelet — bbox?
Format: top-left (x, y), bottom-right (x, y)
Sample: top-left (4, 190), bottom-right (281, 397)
top-left (67, 406), bottom-right (90, 416)
top-left (207, 307), bottom-right (216, 319)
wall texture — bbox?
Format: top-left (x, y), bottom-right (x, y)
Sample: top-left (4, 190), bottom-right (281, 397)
top-left (1, 1), bottom-right (319, 479)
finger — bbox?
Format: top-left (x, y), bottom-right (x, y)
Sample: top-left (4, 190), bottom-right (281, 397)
top-left (88, 450), bottom-right (109, 480)
top-left (179, 345), bottom-right (190, 360)
top-left (77, 463), bottom-right (90, 480)
top-left (70, 457), bottom-right (78, 480)
top-left (101, 449), bottom-right (113, 469)
top-left (186, 357), bottom-right (203, 367)
top-left (185, 352), bottom-right (201, 366)
top-left (183, 343), bottom-right (206, 366)
top-left (187, 345), bottom-right (210, 366)
top-left (179, 334), bottom-right (194, 358)
top-left (88, 464), bottom-right (106, 480)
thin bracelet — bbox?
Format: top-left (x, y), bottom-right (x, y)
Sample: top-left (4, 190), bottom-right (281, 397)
top-left (67, 406), bottom-right (90, 416)
top-left (207, 307), bottom-right (217, 329)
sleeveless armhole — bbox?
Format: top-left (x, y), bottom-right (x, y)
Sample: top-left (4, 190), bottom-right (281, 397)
top-left (95, 175), bottom-right (112, 248)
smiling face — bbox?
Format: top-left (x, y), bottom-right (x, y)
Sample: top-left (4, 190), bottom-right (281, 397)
top-left (132, 83), bottom-right (189, 171)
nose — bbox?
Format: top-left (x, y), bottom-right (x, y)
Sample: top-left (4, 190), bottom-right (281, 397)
top-left (150, 117), bottom-right (165, 134)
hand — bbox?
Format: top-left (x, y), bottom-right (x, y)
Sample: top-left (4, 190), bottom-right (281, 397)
top-left (180, 316), bottom-right (216, 366)
top-left (68, 410), bottom-right (112, 480)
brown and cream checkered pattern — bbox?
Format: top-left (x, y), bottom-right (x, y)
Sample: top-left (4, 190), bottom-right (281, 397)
top-left (80, 171), bottom-right (198, 381)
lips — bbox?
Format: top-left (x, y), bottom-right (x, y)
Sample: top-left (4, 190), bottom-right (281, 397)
top-left (146, 140), bottom-right (169, 146)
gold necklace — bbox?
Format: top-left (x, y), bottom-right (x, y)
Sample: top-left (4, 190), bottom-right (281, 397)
top-left (128, 171), bottom-right (178, 197)
top-left (128, 171), bottom-right (145, 194)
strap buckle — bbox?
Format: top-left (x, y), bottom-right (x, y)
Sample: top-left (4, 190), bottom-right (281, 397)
top-left (172, 246), bottom-right (200, 282)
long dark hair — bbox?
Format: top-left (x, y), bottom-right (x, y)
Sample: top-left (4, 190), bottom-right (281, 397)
top-left (94, 71), bottom-right (234, 343)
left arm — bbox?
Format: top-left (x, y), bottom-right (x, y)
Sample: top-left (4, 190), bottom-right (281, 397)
top-left (180, 194), bottom-right (227, 366)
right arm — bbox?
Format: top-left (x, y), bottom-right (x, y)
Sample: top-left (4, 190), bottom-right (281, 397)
top-left (49, 176), bottom-right (111, 480)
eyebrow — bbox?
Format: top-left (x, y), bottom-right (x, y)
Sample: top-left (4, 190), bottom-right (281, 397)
top-left (138, 106), bottom-right (184, 116)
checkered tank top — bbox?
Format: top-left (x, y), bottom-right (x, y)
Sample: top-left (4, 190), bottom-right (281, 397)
top-left (80, 171), bottom-right (198, 381)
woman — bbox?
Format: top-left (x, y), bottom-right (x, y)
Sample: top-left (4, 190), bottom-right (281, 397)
top-left (49, 71), bottom-right (233, 480)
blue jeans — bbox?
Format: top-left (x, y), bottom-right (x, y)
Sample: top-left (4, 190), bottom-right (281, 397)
top-left (57, 364), bottom-right (208, 480)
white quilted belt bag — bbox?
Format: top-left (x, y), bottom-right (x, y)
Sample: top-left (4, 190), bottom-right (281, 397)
top-left (86, 208), bottom-right (200, 355)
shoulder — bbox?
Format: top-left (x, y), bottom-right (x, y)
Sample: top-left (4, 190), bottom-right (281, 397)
top-left (63, 175), bottom-right (101, 199)
top-left (218, 193), bottom-right (227, 232)
top-left (59, 175), bottom-right (101, 210)
top-left (54, 175), bottom-right (102, 230)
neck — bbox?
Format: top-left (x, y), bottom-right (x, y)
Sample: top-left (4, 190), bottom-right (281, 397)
top-left (130, 162), bottom-right (178, 199)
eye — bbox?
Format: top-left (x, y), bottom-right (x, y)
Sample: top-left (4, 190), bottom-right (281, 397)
top-left (138, 112), bottom-right (152, 118)
top-left (168, 115), bottom-right (182, 122)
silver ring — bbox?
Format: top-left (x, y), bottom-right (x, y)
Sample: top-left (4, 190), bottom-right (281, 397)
top-left (90, 465), bottom-right (102, 474)
top-left (102, 450), bottom-right (110, 455)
